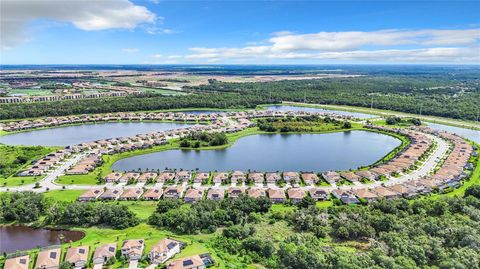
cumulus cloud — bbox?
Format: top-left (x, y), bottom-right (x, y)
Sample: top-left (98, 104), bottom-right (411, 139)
top-left (179, 28), bottom-right (480, 63)
top-left (1, 0), bottom-right (156, 49)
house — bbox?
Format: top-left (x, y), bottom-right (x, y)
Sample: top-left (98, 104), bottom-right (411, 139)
top-left (175, 171), bottom-right (192, 182)
top-left (372, 186), bottom-right (400, 199)
top-left (184, 188), bottom-right (204, 203)
top-left (142, 188), bottom-right (163, 200)
top-left (194, 172), bottom-right (209, 183)
top-left (283, 172), bottom-right (299, 183)
top-left (35, 248), bottom-right (61, 269)
top-left (321, 171), bottom-right (342, 184)
top-left (119, 188), bottom-right (143, 200)
top-left (167, 254), bottom-right (214, 269)
top-left (340, 172), bottom-right (361, 183)
top-left (301, 173), bottom-right (319, 185)
top-left (119, 172), bottom-right (140, 183)
top-left (230, 171), bottom-right (246, 183)
top-left (92, 243), bottom-right (117, 265)
top-left (149, 238), bottom-right (183, 264)
top-left (207, 188), bottom-right (225, 200)
top-left (352, 189), bottom-right (378, 203)
top-left (309, 188), bottom-right (329, 201)
top-left (247, 188), bottom-right (266, 199)
top-left (248, 172), bottom-right (264, 184)
top-left (99, 189), bottom-right (123, 200)
top-left (332, 189), bottom-right (359, 204)
top-left (104, 172), bottom-right (122, 183)
top-left (227, 187), bottom-right (245, 198)
top-left (213, 172), bottom-right (229, 184)
top-left (287, 188), bottom-right (306, 203)
top-left (121, 239), bottom-right (144, 261)
top-left (268, 189), bottom-right (286, 203)
top-left (65, 246), bottom-right (89, 268)
top-left (138, 172), bottom-right (158, 183)
top-left (78, 189), bottom-right (104, 202)
top-left (4, 255), bottom-right (29, 269)
top-left (164, 186), bottom-right (184, 199)
top-left (355, 170), bottom-right (378, 181)
top-left (265, 173), bottom-right (280, 184)
top-left (387, 184), bottom-right (417, 198)
top-left (158, 172), bottom-right (176, 183)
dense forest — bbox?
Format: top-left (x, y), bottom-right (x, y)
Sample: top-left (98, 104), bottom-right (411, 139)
top-left (1, 75), bottom-right (479, 121)
top-left (1, 187), bottom-right (480, 268)
top-left (193, 76), bottom-right (480, 121)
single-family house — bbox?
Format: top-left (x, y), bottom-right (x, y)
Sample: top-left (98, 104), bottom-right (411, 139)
top-left (247, 188), bottom-right (266, 199)
top-left (164, 186), bottom-right (184, 199)
top-left (149, 238), bottom-right (183, 264)
top-left (301, 173), bottom-right (319, 185)
top-left (268, 189), bottom-right (286, 203)
top-left (287, 188), bottom-right (306, 204)
top-left (265, 173), bottom-right (280, 184)
top-left (207, 188), bottom-right (225, 200)
top-left (194, 172), bottom-right (209, 183)
top-left (227, 187), bottom-right (245, 198)
top-left (119, 188), bottom-right (143, 200)
top-left (121, 239), bottom-right (144, 261)
top-left (4, 255), bottom-right (29, 269)
top-left (65, 246), bottom-right (89, 268)
top-left (213, 173), bottom-right (229, 184)
top-left (104, 172), bottom-right (122, 183)
top-left (78, 189), bottom-right (104, 202)
top-left (99, 189), bottom-right (123, 200)
top-left (283, 172), bottom-right (299, 183)
top-left (35, 248), bottom-right (61, 269)
top-left (184, 188), bottom-right (204, 203)
top-left (167, 254), bottom-right (213, 269)
top-left (138, 172), bottom-right (158, 183)
top-left (142, 188), bottom-right (163, 200)
top-left (309, 188), bottom-right (329, 201)
top-left (175, 171), bottom-right (192, 182)
top-left (92, 243), bottom-right (116, 265)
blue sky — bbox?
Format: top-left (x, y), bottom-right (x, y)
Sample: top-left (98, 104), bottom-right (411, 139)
top-left (1, 0), bottom-right (479, 64)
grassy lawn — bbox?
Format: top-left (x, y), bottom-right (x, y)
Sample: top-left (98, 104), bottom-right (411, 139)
top-left (0, 144), bottom-right (57, 186)
top-left (0, 176), bottom-right (40, 187)
top-left (44, 189), bottom-right (84, 202)
top-left (7, 88), bottom-right (54, 96)
top-left (56, 174), bottom-right (101, 185)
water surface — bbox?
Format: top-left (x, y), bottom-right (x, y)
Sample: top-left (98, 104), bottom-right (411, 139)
top-left (112, 131), bottom-right (401, 172)
top-left (427, 122), bottom-right (480, 144)
top-left (0, 225), bottom-right (84, 253)
top-left (265, 105), bottom-right (377, 118)
top-left (0, 122), bottom-right (191, 146)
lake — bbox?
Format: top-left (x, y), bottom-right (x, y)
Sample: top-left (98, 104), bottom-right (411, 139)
top-left (0, 225), bottom-right (84, 253)
top-left (112, 131), bottom-right (401, 172)
top-left (265, 105), bottom-right (377, 118)
top-left (427, 122), bottom-right (480, 144)
top-left (0, 122), bottom-right (191, 146)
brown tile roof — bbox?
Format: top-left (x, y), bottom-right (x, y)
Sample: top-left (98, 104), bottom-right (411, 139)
top-left (93, 243), bottom-right (116, 261)
top-left (4, 255), bottom-right (29, 269)
top-left (65, 246), bottom-right (89, 264)
top-left (35, 248), bottom-right (61, 269)
top-left (287, 188), bottom-right (306, 200)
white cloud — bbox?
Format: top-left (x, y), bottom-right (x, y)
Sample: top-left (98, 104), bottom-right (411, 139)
top-left (178, 28), bottom-right (480, 63)
top-left (151, 54), bottom-right (163, 58)
top-left (1, 0), bottom-right (156, 49)
top-left (122, 48), bottom-right (139, 53)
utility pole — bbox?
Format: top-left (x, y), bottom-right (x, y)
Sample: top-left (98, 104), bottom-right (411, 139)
top-left (419, 103), bottom-right (423, 116)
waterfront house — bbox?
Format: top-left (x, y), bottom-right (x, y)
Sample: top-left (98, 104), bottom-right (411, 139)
top-left (248, 172), bottom-right (265, 184)
top-left (104, 172), bottom-right (122, 183)
top-left (322, 171), bottom-right (342, 184)
top-left (164, 186), bottom-right (184, 199)
top-left (158, 172), bottom-right (176, 183)
top-left (194, 172), bottom-right (210, 183)
top-left (287, 188), bottom-right (306, 204)
top-left (138, 172), bottom-right (158, 183)
top-left (355, 170), bottom-right (378, 181)
top-left (309, 188), bottom-right (329, 201)
top-left (207, 188), bottom-right (225, 200)
top-left (119, 172), bottom-right (140, 183)
top-left (265, 173), bottom-right (280, 184)
top-left (247, 188), bottom-right (266, 199)
top-left (268, 189), bottom-right (286, 203)
top-left (184, 188), bottom-right (204, 203)
top-left (142, 188), bottom-right (163, 200)
top-left (99, 189), bottom-right (123, 200)
top-left (301, 173), bottom-right (319, 185)
top-left (149, 238), bottom-right (183, 264)
top-left (78, 189), bottom-right (104, 202)
top-left (213, 172), bottom-right (229, 184)
top-left (4, 255), bottom-right (29, 269)
top-left (283, 172), bottom-right (299, 183)
top-left (92, 243), bottom-right (116, 265)
top-left (175, 171), bottom-right (192, 182)
top-left (65, 246), bottom-right (89, 268)
top-left (227, 187), bottom-right (245, 198)
top-left (121, 239), bottom-right (144, 261)
top-left (340, 172), bottom-right (361, 183)
top-left (167, 253), bottom-right (213, 269)
top-left (35, 248), bottom-right (61, 269)
top-left (119, 188), bottom-right (143, 200)
top-left (231, 171), bottom-right (246, 183)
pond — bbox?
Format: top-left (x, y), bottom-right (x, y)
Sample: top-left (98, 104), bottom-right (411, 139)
top-left (112, 131), bottom-right (401, 172)
top-left (265, 105), bottom-right (377, 118)
top-left (426, 122), bottom-right (480, 144)
top-left (0, 225), bottom-right (84, 253)
top-left (0, 122), bottom-right (192, 146)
